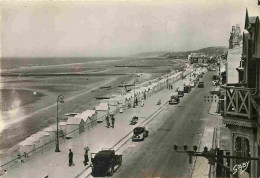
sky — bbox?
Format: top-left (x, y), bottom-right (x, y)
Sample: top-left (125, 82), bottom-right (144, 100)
top-left (1, 0), bottom-right (259, 57)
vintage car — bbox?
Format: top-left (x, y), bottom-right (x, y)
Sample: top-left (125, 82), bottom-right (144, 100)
top-left (132, 127), bottom-right (149, 141)
top-left (178, 90), bottom-right (184, 97)
top-left (190, 82), bottom-right (195, 88)
top-left (130, 116), bottom-right (138, 125)
top-left (91, 149), bottom-right (122, 177)
top-left (184, 85), bottom-right (191, 93)
top-left (169, 94), bottom-right (180, 104)
top-left (198, 82), bottom-right (204, 88)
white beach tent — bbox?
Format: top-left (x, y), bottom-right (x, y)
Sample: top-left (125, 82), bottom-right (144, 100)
top-left (114, 95), bottom-right (125, 109)
top-left (18, 140), bottom-right (35, 156)
top-left (85, 110), bottom-right (97, 125)
top-left (76, 110), bottom-right (97, 127)
top-left (37, 131), bottom-right (52, 145)
top-left (108, 99), bottom-right (119, 115)
top-left (66, 117), bottom-right (85, 138)
top-left (28, 134), bottom-right (45, 148)
top-left (95, 103), bottom-right (109, 123)
top-left (42, 126), bottom-right (56, 140)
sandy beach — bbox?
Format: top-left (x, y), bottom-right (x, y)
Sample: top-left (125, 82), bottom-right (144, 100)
top-left (0, 57), bottom-right (186, 161)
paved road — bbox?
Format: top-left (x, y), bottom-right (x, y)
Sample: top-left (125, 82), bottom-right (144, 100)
top-left (108, 71), bottom-right (215, 178)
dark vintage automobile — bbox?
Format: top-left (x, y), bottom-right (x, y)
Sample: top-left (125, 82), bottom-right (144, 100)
top-left (91, 149), bottom-right (122, 177)
top-left (169, 95), bottom-right (180, 104)
top-left (184, 85), bottom-right (191, 93)
top-left (132, 127), bottom-right (149, 141)
top-left (198, 82), bottom-right (204, 88)
top-left (178, 90), bottom-right (184, 97)
top-left (130, 116), bottom-right (138, 125)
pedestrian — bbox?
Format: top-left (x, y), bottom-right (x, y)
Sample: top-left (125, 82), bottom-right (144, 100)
top-left (68, 149), bottom-right (73, 166)
top-left (141, 99), bottom-right (144, 107)
top-left (83, 147), bottom-right (89, 166)
top-left (135, 97), bottom-right (138, 106)
top-left (106, 115), bottom-right (110, 128)
top-left (111, 115), bottom-right (115, 128)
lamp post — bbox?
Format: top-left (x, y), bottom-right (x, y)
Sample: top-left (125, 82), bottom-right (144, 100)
top-left (133, 76), bottom-right (136, 108)
top-left (55, 94), bottom-right (64, 152)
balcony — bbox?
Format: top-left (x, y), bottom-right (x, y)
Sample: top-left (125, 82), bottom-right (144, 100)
top-left (223, 85), bottom-right (255, 119)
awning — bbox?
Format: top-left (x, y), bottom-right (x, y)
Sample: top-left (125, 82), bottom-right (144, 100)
top-left (223, 116), bottom-right (256, 128)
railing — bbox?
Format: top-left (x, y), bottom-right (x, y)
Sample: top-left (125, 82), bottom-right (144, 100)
top-left (0, 114), bottom-right (105, 173)
top-left (223, 85), bottom-right (255, 119)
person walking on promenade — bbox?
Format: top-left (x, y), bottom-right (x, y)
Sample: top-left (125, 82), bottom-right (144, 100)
top-left (135, 97), bottom-right (138, 106)
top-left (141, 99), bottom-right (144, 107)
top-left (111, 115), bottom-right (115, 128)
top-left (83, 146), bottom-right (89, 166)
top-left (106, 115), bottom-right (110, 128)
top-left (68, 149), bottom-right (73, 166)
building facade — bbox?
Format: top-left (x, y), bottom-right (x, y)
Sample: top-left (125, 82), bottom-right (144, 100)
top-left (220, 9), bottom-right (260, 178)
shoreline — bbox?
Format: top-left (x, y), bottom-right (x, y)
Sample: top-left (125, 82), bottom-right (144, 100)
top-left (0, 69), bottom-right (174, 161)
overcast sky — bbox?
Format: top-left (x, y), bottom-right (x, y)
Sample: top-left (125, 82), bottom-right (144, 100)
top-left (1, 0), bottom-right (259, 57)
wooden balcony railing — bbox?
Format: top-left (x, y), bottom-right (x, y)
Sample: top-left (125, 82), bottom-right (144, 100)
top-left (223, 85), bottom-right (255, 119)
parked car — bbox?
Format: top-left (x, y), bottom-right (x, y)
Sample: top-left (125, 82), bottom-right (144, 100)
top-left (91, 149), bottom-right (122, 177)
top-left (178, 90), bottom-right (184, 97)
top-left (130, 116), bottom-right (138, 125)
top-left (184, 85), bottom-right (191, 93)
top-left (132, 127), bottom-right (149, 141)
top-left (198, 82), bottom-right (204, 88)
top-left (169, 94), bottom-right (180, 104)
top-left (190, 82), bottom-right (195, 88)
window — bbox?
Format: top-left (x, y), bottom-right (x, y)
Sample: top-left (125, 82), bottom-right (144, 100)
top-left (234, 136), bottom-right (250, 174)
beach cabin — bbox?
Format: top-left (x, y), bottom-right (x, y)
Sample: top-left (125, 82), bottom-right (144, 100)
top-left (114, 95), bottom-right (125, 111)
top-left (18, 140), bottom-right (35, 156)
top-left (108, 100), bottom-right (119, 115)
top-left (95, 103), bottom-right (109, 122)
top-left (29, 134), bottom-right (45, 148)
top-left (66, 117), bottom-right (85, 138)
top-left (77, 110), bottom-right (97, 127)
top-left (42, 126), bottom-right (56, 141)
top-left (37, 131), bottom-right (52, 145)
top-left (86, 110), bottom-right (97, 126)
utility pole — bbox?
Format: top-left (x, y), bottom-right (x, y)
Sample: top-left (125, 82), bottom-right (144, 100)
top-left (167, 75), bottom-right (169, 89)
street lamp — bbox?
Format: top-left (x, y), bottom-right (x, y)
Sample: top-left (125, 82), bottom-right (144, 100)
top-left (133, 76), bottom-right (137, 108)
top-left (55, 94), bottom-right (64, 152)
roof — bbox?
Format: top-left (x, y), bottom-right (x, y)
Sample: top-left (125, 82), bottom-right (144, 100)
top-left (100, 102), bottom-right (108, 106)
top-left (96, 150), bottom-right (115, 158)
top-left (26, 136), bottom-right (41, 142)
top-left (59, 122), bottom-right (67, 126)
top-left (109, 100), bottom-right (119, 106)
top-left (95, 104), bottom-right (109, 111)
top-left (223, 116), bottom-right (256, 128)
top-left (42, 126), bottom-right (56, 132)
top-left (19, 140), bottom-right (35, 146)
top-left (37, 131), bottom-right (51, 136)
top-left (66, 117), bottom-right (84, 125)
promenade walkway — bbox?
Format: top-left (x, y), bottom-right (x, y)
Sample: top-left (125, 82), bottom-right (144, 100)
top-left (2, 70), bottom-right (192, 178)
